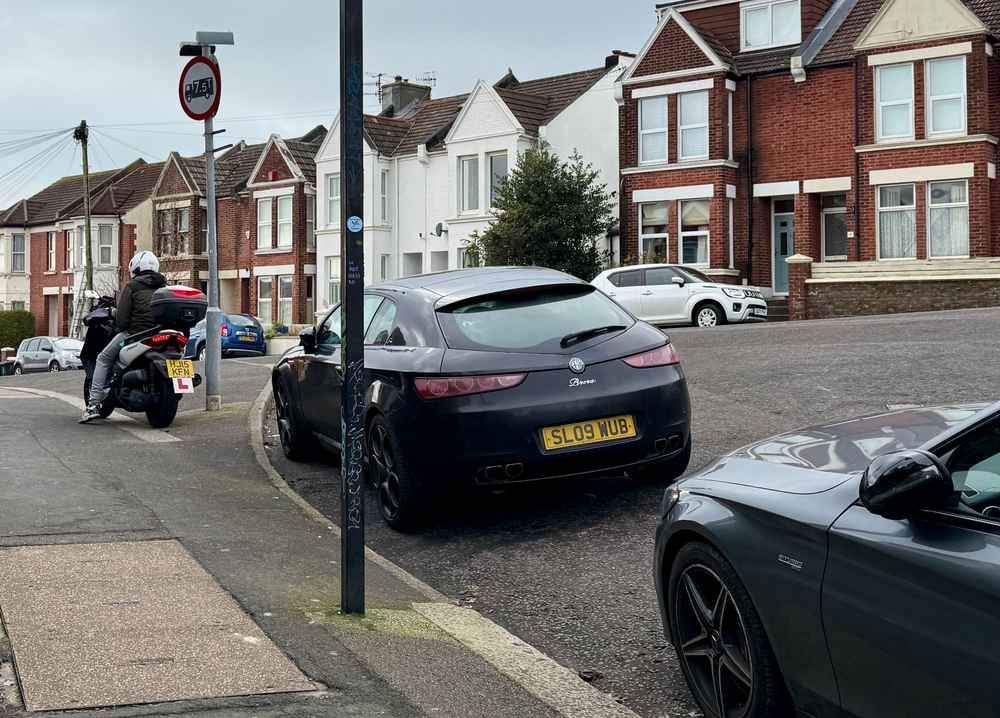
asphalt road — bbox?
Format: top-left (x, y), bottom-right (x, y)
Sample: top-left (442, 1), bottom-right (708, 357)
top-left (263, 306), bottom-right (1000, 718)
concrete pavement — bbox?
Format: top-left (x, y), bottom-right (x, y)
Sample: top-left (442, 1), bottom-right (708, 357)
top-left (0, 370), bottom-right (604, 717)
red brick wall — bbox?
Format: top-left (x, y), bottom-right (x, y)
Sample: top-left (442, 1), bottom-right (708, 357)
top-left (119, 223), bottom-right (136, 284)
top-left (633, 19), bottom-right (713, 76)
top-left (158, 159), bottom-right (192, 196)
top-left (252, 145), bottom-right (294, 184)
top-left (806, 278), bottom-right (1000, 319)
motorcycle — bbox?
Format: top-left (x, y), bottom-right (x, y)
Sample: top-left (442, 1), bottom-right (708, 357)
top-left (81, 287), bottom-right (207, 429)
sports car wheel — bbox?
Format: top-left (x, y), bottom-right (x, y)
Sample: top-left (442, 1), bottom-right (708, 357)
top-left (367, 415), bottom-right (424, 532)
top-left (668, 543), bottom-right (790, 718)
top-left (274, 379), bottom-right (310, 461)
top-left (48, 361), bottom-right (61, 372)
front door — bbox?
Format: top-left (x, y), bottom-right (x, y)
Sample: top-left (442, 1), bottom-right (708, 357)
top-left (47, 296), bottom-right (58, 336)
top-left (823, 417), bottom-right (1000, 717)
top-left (773, 199), bottom-right (795, 294)
top-left (641, 266), bottom-right (688, 323)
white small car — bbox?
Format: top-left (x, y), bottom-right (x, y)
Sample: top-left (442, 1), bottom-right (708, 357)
top-left (591, 264), bottom-right (768, 328)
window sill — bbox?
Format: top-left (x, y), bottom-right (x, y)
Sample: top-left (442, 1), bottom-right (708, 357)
top-left (44, 271), bottom-right (57, 275)
top-left (255, 248), bottom-right (292, 256)
top-left (739, 40), bottom-right (801, 54)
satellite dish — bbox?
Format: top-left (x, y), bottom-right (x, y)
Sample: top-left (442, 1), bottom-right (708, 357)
top-left (435, 222), bottom-right (448, 237)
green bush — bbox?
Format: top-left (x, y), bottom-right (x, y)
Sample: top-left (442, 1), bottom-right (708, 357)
top-left (0, 311), bottom-right (35, 351)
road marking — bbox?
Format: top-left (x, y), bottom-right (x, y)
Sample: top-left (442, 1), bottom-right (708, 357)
top-left (414, 603), bottom-right (641, 718)
top-left (3, 388), bottom-right (181, 444)
top-left (229, 359), bottom-right (275, 369)
top-left (249, 384), bottom-right (641, 718)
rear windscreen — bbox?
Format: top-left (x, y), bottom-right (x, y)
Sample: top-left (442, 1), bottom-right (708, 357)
top-left (228, 315), bottom-right (258, 328)
top-left (436, 285), bottom-right (633, 353)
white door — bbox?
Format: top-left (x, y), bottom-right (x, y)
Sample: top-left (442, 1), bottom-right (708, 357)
top-left (47, 296), bottom-right (58, 336)
top-left (604, 268), bottom-right (643, 316)
top-left (640, 266), bottom-right (688, 323)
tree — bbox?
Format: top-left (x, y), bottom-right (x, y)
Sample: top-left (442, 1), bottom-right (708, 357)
top-left (464, 145), bottom-right (615, 280)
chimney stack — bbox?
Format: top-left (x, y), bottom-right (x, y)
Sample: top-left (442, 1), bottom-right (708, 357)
top-left (381, 76), bottom-right (432, 116)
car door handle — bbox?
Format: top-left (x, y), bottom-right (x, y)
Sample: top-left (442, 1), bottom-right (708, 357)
top-left (608, 292), bottom-right (616, 297)
top-left (641, 291), bottom-right (653, 296)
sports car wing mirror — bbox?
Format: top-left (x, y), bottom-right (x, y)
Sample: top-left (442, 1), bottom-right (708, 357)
top-left (299, 326), bottom-right (316, 354)
top-left (860, 449), bottom-right (955, 520)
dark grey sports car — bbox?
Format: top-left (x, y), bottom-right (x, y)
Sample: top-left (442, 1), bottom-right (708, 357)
top-left (656, 402), bottom-right (1000, 718)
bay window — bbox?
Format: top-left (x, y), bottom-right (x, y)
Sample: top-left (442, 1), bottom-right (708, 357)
top-left (380, 253), bottom-right (393, 280)
top-left (327, 257), bottom-right (341, 306)
top-left (639, 95), bottom-right (668, 164)
top-left (277, 195), bottom-right (293, 248)
top-left (257, 197), bottom-right (272, 249)
top-left (459, 155), bottom-right (479, 212)
top-left (380, 169), bottom-right (390, 223)
top-left (257, 276), bottom-right (273, 322)
top-left (306, 196), bottom-right (315, 250)
top-left (77, 228), bottom-right (86, 267)
top-left (679, 200), bottom-right (710, 266)
top-left (277, 275), bottom-right (293, 326)
top-left (47, 232), bottom-right (56, 271)
top-left (98, 225), bottom-right (113, 266)
top-left (199, 209), bottom-right (208, 254)
top-left (877, 184), bottom-right (916, 259)
top-left (678, 91), bottom-right (709, 160)
top-left (11, 234), bottom-right (25, 273)
top-left (402, 252), bottom-right (423, 277)
top-left (640, 203), bottom-right (668, 260)
top-left (64, 232), bottom-right (72, 270)
top-left (927, 56), bottom-right (966, 136)
top-left (489, 152), bottom-right (508, 206)
top-left (327, 173), bottom-right (340, 227)
top-left (928, 180), bottom-right (969, 258)
top-left (877, 63), bottom-right (914, 142)
top-left (178, 207), bottom-right (190, 239)
top-left (741, 0), bottom-right (800, 51)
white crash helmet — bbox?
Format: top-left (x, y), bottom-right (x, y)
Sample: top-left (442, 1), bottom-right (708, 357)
top-left (128, 250), bottom-right (160, 275)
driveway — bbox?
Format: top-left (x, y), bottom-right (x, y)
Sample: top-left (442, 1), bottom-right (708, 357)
top-left (265, 306), bottom-right (1000, 717)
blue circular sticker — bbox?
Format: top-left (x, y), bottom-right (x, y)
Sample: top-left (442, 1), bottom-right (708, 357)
top-left (347, 216), bottom-right (364, 233)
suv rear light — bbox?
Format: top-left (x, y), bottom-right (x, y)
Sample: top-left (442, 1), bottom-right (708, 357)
top-left (221, 324), bottom-right (229, 337)
top-left (624, 343), bottom-right (680, 368)
top-left (414, 373), bottom-right (527, 400)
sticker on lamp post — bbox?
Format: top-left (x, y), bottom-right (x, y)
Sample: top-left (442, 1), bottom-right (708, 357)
top-left (179, 56), bottom-right (222, 121)
top-left (347, 216), bottom-right (363, 233)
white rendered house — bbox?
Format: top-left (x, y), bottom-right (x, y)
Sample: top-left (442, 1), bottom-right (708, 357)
top-left (314, 52), bottom-right (632, 313)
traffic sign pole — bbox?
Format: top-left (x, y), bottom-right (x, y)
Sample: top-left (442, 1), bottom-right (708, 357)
top-left (340, 0), bottom-right (366, 615)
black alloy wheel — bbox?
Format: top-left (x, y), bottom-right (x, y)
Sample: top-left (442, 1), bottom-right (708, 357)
top-left (13, 364), bottom-right (23, 375)
top-left (198, 344), bottom-right (207, 362)
top-left (274, 379), bottom-right (309, 460)
top-left (49, 361), bottom-right (61, 372)
top-left (668, 543), bottom-right (790, 718)
top-left (367, 415), bottom-right (423, 532)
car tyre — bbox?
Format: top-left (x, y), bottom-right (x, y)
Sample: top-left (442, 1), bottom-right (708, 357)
top-left (197, 344), bottom-right (207, 362)
top-left (635, 439), bottom-right (691, 483)
top-left (48, 361), bottom-right (61, 372)
top-left (367, 414), bottom-right (426, 532)
top-left (274, 378), bottom-right (311, 461)
top-left (668, 542), bottom-right (791, 718)
top-left (13, 363), bottom-right (23, 375)
top-left (693, 302), bottom-right (724, 328)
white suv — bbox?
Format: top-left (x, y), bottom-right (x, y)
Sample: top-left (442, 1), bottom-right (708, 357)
top-left (592, 264), bottom-right (768, 328)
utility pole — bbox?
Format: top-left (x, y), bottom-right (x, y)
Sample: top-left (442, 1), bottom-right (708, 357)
top-left (340, 0), bottom-right (366, 615)
top-left (70, 120), bottom-right (93, 338)
top-left (179, 31), bottom-right (234, 412)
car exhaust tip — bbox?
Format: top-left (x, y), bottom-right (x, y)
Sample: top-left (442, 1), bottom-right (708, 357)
top-left (505, 463), bottom-right (524, 479)
top-left (655, 438), bottom-right (669, 453)
top-left (484, 465), bottom-right (505, 483)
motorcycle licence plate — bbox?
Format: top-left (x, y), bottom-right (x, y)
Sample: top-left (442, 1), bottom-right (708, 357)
top-left (166, 359), bottom-right (195, 379)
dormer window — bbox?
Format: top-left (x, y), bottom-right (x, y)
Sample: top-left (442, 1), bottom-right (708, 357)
top-left (741, 0), bottom-right (801, 52)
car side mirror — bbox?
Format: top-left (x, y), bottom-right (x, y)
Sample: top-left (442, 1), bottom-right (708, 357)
top-left (671, 277), bottom-right (685, 287)
top-left (41, 346), bottom-right (53, 353)
top-left (860, 449), bottom-right (956, 520)
top-left (299, 326), bottom-right (316, 354)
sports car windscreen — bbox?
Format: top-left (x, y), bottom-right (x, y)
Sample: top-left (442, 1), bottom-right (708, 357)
top-left (436, 285), bottom-right (634, 353)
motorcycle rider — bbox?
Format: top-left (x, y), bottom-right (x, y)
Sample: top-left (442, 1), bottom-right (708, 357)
top-left (79, 251), bottom-right (166, 423)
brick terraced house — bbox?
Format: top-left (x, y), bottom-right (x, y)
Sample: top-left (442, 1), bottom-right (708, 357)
top-left (619, 0), bottom-right (1000, 320)
top-left (150, 125), bottom-right (325, 326)
top-left (0, 160), bottom-right (162, 336)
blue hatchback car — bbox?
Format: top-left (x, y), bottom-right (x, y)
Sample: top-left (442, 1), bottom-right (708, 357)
top-left (184, 313), bottom-right (266, 360)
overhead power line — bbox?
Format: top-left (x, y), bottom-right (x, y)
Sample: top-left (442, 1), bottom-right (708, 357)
top-left (92, 128), bottom-right (162, 162)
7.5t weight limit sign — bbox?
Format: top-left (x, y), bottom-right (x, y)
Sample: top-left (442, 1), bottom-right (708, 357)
top-left (179, 56), bottom-right (221, 121)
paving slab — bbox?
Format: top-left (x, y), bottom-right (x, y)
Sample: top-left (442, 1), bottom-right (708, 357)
top-left (0, 540), bottom-right (315, 712)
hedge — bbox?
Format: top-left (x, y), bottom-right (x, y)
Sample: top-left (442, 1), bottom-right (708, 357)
top-left (0, 311), bottom-right (35, 351)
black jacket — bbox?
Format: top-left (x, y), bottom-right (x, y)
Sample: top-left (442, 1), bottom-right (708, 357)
top-left (116, 271), bottom-right (167, 333)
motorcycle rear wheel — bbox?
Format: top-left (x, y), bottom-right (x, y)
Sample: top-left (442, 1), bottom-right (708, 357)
top-left (146, 374), bottom-right (179, 429)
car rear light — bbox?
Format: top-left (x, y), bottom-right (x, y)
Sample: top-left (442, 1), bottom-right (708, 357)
top-left (221, 325), bottom-right (229, 337)
top-left (624, 343), bottom-right (680, 368)
top-left (414, 373), bottom-right (527, 400)
top-left (143, 333), bottom-right (189, 349)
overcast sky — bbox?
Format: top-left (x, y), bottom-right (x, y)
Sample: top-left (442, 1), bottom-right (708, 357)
top-left (0, 0), bottom-right (658, 209)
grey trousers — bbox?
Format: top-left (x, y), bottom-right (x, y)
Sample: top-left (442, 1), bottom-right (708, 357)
top-left (89, 331), bottom-right (128, 406)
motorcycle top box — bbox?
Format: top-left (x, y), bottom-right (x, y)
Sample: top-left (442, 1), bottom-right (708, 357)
top-left (151, 286), bottom-right (208, 330)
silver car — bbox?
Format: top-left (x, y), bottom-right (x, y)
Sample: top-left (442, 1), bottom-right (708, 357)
top-left (13, 336), bottom-right (83, 374)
